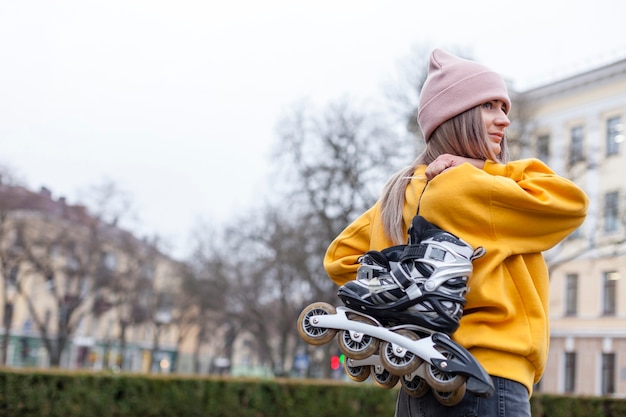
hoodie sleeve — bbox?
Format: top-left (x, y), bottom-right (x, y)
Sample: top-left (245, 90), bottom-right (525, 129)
top-left (323, 206), bottom-right (377, 286)
top-left (449, 158), bottom-right (589, 253)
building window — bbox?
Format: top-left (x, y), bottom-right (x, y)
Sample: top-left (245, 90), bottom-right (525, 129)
top-left (601, 353), bottom-right (616, 395)
top-left (536, 134), bottom-right (550, 162)
top-left (602, 271), bottom-right (618, 316)
top-left (565, 273), bottom-right (578, 316)
top-left (8, 265), bottom-right (19, 286)
top-left (564, 352), bottom-right (576, 393)
top-left (102, 252), bottom-right (117, 271)
top-left (140, 262), bottom-right (155, 280)
top-left (603, 191), bottom-right (619, 233)
top-left (606, 116), bottom-right (623, 156)
top-left (569, 125), bottom-right (584, 165)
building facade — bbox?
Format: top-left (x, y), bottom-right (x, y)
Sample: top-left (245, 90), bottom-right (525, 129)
top-left (0, 184), bottom-right (184, 373)
top-left (518, 57), bottom-right (626, 397)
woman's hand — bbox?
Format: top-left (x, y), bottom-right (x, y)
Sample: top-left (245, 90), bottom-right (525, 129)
top-left (425, 154), bottom-right (485, 181)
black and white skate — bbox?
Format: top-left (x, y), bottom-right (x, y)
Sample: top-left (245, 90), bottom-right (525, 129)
top-left (338, 216), bottom-right (484, 334)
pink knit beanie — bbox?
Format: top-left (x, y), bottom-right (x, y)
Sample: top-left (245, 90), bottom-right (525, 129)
top-left (417, 49), bottom-right (511, 142)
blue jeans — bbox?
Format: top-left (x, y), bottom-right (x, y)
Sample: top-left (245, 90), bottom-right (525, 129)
top-left (394, 376), bottom-right (531, 417)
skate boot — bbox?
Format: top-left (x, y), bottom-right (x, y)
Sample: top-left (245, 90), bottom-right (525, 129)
top-left (338, 215), bottom-right (482, 334)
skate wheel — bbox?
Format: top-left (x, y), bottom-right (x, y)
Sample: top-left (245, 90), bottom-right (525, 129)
top-left (337, 315), bottom-right (379, 360)
top-left (371, 365), bottom-right (399, 389)
top-left (425, 364), bottom-right (466, 392)
top-left (379, 329), bottom-right (423, 375)
top-left (344, 362), bottom-right (370, 382)
top-left (424, 347), bottom-right (467, 392)
top-left (401, 374), bottom-right (430, 398)
top-left (432, 384), bottom-right (466, 407)
top-left (297, 302), bottom-right (337, 346)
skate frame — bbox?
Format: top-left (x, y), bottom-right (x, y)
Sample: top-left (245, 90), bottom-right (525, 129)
top-left (309, 306), bottom-right (449, 365)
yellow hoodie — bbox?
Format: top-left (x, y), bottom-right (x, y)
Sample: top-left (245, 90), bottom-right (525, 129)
top-left (324, 159), bottom-right (588, 395)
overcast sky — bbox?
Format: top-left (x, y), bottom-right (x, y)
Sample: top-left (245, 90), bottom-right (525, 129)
top-left (1, 0), bottom-right (625, 258)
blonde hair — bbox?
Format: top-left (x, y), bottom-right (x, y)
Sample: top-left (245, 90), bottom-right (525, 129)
top-left (380, 105), bottom-right (509, 244)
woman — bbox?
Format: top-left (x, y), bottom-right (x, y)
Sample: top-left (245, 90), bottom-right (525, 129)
top-left (323, 49), bottom-right (589, 417)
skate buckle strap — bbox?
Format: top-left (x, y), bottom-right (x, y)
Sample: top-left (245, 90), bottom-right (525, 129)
top-left (403, 242), bottom-right (450, 263)
top-left (356, 263), bottom-right (386, 281)
top-left (404, 282), bottom-right (423, 300)
top-left (389, 262), bottom-right (423, 300)
top-left (400, 243), bottom-right (428, 261)
top-left (390, 243), bottom-right (430, 294)
top-left (427, 245), bottom-right (447, 262)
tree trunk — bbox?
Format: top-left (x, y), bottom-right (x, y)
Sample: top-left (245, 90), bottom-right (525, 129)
top-left (192, 326), bottom-right (205, 374)
top-left (1, 303), bottom-right (13, 365)
top-left (118, 322), bottom-right (127, 370)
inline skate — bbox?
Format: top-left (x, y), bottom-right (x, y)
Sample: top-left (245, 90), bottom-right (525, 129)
top-left (297, 216), bottom-right (493, 406)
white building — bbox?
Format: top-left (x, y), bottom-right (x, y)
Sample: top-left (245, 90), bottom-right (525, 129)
top-left (518, 56), bottom-right (626, 397)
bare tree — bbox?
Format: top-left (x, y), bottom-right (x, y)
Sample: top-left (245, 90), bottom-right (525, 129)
top-left (0, 213), bottom-right (26, 364)
top-left (0, 178), bottom-right (149, 368)
top-left (166, 260), bottom-right (202, 374)
top-left (263, 98), bottom-right (415, 377)
top-left (77, 180), bottom-right (180, 372)
top-left (273, 98), bottom-right (409, 298)
top-left (0, 170), bottom-right (30, 364)
top-left (15, 212), bottom-right (107, 367)
top-left (226, 207), bottom-right (314, 375)
top-left (91, 232), bottom-right (163, 371)
top-left (76, 180), bottom-right (137, 230)
top-left (180, 222), bottom-right (232, 374)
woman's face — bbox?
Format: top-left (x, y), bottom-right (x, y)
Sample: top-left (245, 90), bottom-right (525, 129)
top-left (481, 100), bottom-right (510, 156)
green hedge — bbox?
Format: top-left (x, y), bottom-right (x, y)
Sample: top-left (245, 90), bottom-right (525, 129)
top-left (531, 394), bottom-right (626, 417)
top-left (0, 369), bottom-right (397, 417)
top-left (0, 369), bottom-right (625, 417)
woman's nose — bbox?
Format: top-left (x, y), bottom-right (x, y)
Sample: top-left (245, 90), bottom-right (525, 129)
top-left (496, 112), bottom-right (510, 127)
